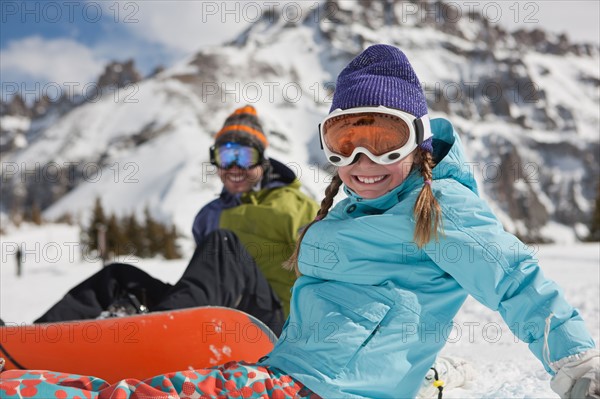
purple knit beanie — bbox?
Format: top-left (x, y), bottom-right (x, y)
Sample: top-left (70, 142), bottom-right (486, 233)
top-left (330, 44), bottom-right (433, 152)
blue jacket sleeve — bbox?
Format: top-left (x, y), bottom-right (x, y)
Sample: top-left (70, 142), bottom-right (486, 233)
top-left (192, 192), bottom-right (242, 247)
top-left (428, 179), bottom-right (596, 373)
top-left (191, 207), bottom-right (213, 247)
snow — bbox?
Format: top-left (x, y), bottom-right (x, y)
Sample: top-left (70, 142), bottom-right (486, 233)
top-left (0, 115), bottom-right (31, 132)
top-left (1, 223), bottom-right (598, 397)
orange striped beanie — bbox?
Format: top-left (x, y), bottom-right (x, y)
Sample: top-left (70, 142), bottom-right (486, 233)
top-left (214, 105), bottom-right (268, 152)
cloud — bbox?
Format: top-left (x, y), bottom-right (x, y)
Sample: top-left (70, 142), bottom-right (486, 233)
top-left (533, 1), bottom-right (599, 43)
top-left (111, 1), bottom-right (323, 55)
top-left (113, 2), bottom-right (245, 55)
top-left (0, 36), bottom-right (105, 98)
top-left (453, 1), bottom-right (599, 44)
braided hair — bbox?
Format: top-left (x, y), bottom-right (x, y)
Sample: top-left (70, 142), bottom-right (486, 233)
top-left (413, 148), bottom-right (442, 247)
top-left (283, 174), bottom-right (343, 276)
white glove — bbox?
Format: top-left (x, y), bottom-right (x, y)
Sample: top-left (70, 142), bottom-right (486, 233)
top-left (550, 349), bottom-right (599, 398)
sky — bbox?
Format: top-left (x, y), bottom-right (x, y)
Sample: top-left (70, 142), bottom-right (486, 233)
top-left (1, 0), bottom-right (599, 103)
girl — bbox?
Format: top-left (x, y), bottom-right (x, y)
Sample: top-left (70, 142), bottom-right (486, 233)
top-left (1, 44), bottom-right (597, 399)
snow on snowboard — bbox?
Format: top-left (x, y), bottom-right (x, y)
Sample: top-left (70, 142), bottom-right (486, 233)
top-left (0, 306), bottom-right (276, 382)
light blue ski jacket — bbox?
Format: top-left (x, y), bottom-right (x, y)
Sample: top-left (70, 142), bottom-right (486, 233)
top-left (261, 118), bottom-right (595, 398)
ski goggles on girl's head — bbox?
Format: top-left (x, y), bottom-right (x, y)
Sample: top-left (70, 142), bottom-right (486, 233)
top-left (209, 142), bottom-right (263, 169)
top-left (319, 106), bottom-right (432, 166)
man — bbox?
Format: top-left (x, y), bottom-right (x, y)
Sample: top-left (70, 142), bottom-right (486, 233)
top-left (193, 105), bottom-right (319, 316)
top-left (35, 105), bottom-right (318, 336)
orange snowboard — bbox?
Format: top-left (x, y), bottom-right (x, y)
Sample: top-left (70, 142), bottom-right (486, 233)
top-left (0, 306), bottom-right (276, 382)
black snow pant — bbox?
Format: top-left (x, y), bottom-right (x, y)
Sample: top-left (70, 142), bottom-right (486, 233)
top-left (35, 230), bottom-right (285, 336)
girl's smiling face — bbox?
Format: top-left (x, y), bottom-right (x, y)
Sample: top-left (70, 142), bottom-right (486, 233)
top-left (338, 152), bottom-right (415, 199)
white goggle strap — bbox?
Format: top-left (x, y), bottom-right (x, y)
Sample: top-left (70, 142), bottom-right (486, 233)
top-left (318, 123), bottom-right (324, 150)
top-left (414, 115), bottom-right (432, 144)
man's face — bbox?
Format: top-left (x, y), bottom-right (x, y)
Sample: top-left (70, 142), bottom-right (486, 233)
top-left (218, 165), bottom-right (264, 194)
top-left (212, 142), bottom-right (264, 194)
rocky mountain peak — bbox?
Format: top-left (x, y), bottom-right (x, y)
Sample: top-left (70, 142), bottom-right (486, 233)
top-left (1, 94), bottom-right (31, 118)
top-left (97, 59), bottom-right (143, 90)
top-left (1, 3), bottom-right (598, 243)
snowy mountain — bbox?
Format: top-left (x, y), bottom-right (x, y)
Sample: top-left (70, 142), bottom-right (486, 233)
top-left (1, 0), bottom-right (599, 243)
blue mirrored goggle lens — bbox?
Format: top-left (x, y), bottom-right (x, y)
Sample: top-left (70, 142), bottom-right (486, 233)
top-left (214, 143), bottom-right (261, 169)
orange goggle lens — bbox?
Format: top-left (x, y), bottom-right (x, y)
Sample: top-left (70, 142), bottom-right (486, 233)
top-left (322, 113), bottom-right (411, 157)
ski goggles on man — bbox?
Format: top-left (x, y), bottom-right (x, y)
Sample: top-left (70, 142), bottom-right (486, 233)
top-left (319, 106), bottom-right (432, 166)
top-left (209, 142), bottom-right (263, 169)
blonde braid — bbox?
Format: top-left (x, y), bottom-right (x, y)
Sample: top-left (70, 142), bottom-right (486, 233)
top-left (283, 173), bottom-right (343, 275)
top-left (413, 148), bottom-right (442, 247)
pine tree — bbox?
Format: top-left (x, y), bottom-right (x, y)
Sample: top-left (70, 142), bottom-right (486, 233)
top-left (144, 206), bottom-right (164, 257)
top-left (106, 214), bottom-right (127, 256)
top-left (124, 213), bottom-right (144, 258)
top-left (31, 203), bottom-right (43, 225)
top-left (87, 198), bottom-right (107, 251)
top-left (163, 225), bottom-right (182, 259)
